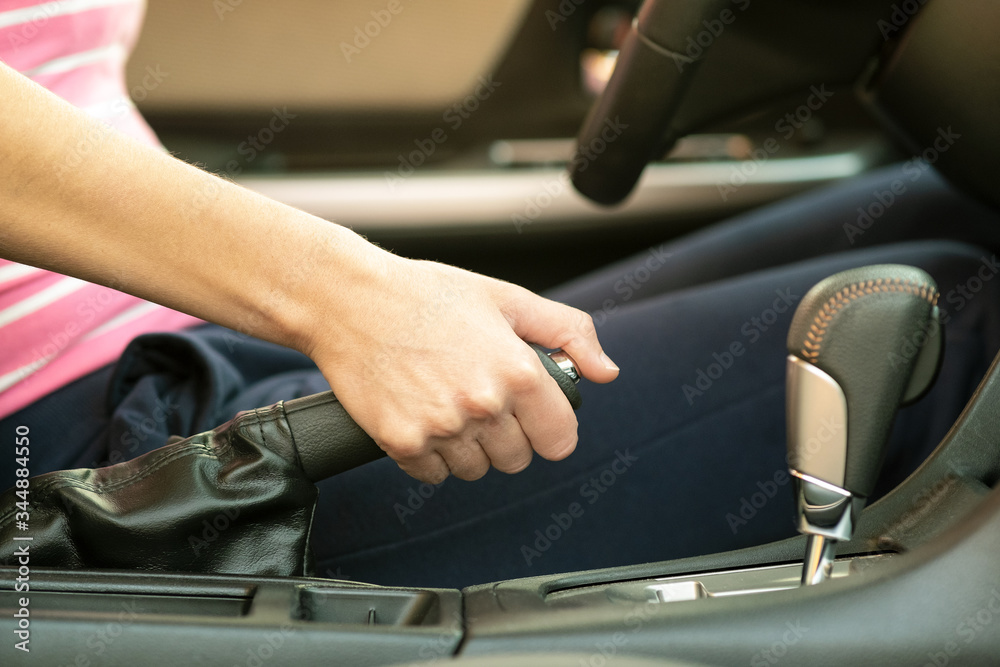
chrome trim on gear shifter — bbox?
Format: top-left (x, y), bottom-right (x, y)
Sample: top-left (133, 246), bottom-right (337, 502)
top-left (786, 356), bottom-right (849, 487)
top-left (801, 534), bottom-right (838, 586)
top-left (791, 470), bottom-right (864, 586)
top-left (791, 470), bottom-right (861, 541)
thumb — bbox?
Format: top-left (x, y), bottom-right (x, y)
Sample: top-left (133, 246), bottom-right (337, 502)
top-left (502, 287), bottom-right (620, 384)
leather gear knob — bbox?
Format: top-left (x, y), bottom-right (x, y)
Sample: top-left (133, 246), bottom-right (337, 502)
top-left (786, 264), bottom-right (942, 500)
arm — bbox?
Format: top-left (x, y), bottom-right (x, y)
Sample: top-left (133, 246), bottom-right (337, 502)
top-left (0, 62), bottom-right (619, 483)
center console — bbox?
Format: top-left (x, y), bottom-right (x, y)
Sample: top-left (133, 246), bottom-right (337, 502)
top-left (5, 267), bottom-right (1000, 665)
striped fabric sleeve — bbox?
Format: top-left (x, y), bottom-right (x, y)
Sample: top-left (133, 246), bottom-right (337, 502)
top-left (0, 0), bottom-right (204, 418)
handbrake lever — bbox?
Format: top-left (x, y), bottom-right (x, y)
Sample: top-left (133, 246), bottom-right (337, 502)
top-left (785, 265), bottom-right (943, 585)
top-left (0, 346), bottom-right (581, 576)
top-left (284, 345), bottom-right (582, 482)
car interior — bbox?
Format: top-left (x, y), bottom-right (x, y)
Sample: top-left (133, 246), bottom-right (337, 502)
top-left (3, 0), bottom-right (1000, 664)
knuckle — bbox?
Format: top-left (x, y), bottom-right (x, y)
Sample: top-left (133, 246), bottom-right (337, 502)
top-left (459, 386), bottom-right (505, 421)
top-left (381, 429), bottom-right (426, 461)
top-left (425, 410), bottom-right (465, 439)
top-left (508, 355), bottom-right (546, 391)
top-left (443, 442), bottom-right (489, 481)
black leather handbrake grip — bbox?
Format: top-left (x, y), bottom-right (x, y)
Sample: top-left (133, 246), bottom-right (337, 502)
top-left (0, 346), bottom-right (583, 576)
top-left (284, 345), bottom-right (582, 482)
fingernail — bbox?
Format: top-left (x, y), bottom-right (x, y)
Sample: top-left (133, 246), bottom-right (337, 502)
top-left (601, 352), bottom-right (619, 372)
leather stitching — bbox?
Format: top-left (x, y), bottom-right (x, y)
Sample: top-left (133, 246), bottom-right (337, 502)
top-left (801, 278), bottom-right (939, 362)
top-left (275, 401), bottom-right (307, 473)
top-left (301, 494), bottom-right (317, 575)
top-left (252, 409), bottom-right (266, 451)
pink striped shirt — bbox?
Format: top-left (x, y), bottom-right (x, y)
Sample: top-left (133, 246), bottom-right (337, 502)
top-left (0, 0), bottom-right (202, 418)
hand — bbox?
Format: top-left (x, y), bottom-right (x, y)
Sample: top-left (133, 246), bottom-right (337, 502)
top-left (0, 59), bottom-right (614, 468)
top-left (303, 252), bottom-right (619, 483)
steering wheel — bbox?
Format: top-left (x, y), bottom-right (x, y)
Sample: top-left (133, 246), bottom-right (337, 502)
top-left (571, 0), bottom-right (1000, 210)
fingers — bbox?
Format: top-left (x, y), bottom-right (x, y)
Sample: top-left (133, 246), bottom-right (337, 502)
top-left (502, 286), bottom-right (620, 385)
top-left (393, 449), bottom-right (451, 485)
top-left (476, 413), bottom-right (534, 474)
top-left (437, 438), bottom-right (491, 481)
top-left (386, 299), bottom-right (598, 479)
top-left (509, 351), bottom-right (580, 461)
top-left (429, 406), bottom-right (536, 480)
top-left (384, 397), bottom-right (537, 482)
top-left (340, 267), bottom-right (617, 486)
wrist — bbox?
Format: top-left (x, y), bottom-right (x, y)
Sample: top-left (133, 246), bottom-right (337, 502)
top-left (275, 218), bottom-right (398, 363)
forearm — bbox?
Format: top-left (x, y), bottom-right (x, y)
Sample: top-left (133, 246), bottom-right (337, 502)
top-left (0, 61), bottom-right (380, 354)
top-left (0, 62), bottom-right (619, 484)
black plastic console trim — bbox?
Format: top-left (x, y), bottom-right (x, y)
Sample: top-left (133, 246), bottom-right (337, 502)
top-left (0, 568), bottom-right (462, 666)
top-left (459, 346), bottom-right (1000, 664)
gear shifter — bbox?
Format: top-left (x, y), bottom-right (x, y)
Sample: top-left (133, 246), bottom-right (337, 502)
top-left (785, 265), bottom-right (943, 585)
